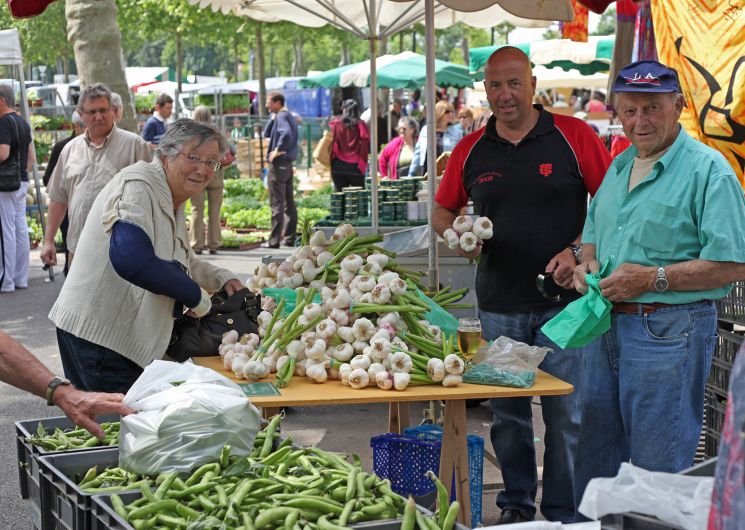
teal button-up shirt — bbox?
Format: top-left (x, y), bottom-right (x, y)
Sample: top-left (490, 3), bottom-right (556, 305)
top-left (583, 127), bottom-right (745, 304)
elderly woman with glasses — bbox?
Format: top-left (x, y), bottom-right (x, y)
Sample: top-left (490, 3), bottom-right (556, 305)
top-left (408, 100), bottom-right (463, 177)
top-left (378, 116), bottom-right (418, 179)
top-left (49, 119), bottom-right (245, 393)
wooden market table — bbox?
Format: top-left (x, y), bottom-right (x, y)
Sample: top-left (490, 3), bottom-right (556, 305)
top-left (194, 356), bottom-right (573, 526)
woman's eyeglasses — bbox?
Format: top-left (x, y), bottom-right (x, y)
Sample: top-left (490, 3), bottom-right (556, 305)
top-left (176, 149), bottom-right (221, 172)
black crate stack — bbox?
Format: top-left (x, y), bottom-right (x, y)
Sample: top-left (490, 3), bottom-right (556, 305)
top-left (706, 281), bottom-right (745, 458)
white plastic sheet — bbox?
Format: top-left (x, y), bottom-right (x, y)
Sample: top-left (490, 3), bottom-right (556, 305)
top-left (579, 463), bottom-right (713, 530)
top-left (119, 360), bottom-right (261, 475)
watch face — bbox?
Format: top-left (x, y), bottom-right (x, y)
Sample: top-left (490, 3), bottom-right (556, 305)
top-left (655, 278), bottom-right (669, 291)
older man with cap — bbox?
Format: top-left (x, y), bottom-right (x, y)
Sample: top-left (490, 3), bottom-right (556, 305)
top-left (572, 60), bottom-right (745, 506)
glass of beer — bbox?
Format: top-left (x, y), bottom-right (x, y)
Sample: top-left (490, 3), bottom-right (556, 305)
top-left (457, 317), bottom-right (482, 362)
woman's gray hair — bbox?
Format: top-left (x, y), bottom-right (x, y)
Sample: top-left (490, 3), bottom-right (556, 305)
top-left (192, 105), bottom-right (212, 123)
top-left (398, 116), bottom-right (419, 136)
top-left (157, 118), bottom-right (228, 160)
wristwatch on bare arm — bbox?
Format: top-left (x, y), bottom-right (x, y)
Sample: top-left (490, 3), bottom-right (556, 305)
top-left (567, 244), bottom-right (582, 264)
top-left (46, 376), bottom-right (71, 405)
top-left (654, 267), bottom-right (669, 292)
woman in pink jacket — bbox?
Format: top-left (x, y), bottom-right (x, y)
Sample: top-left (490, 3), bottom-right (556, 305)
top-left (378, 116), bottom-right (418, 180)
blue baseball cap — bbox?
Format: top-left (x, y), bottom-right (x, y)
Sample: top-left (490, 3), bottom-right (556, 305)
top-left (611, 60), bottom-right (682, 93)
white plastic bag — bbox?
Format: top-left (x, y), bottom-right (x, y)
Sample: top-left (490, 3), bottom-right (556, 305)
top-left (119, 360), bottom-right (261, 475)
top-left (578, 463), bottom-right (713, 530)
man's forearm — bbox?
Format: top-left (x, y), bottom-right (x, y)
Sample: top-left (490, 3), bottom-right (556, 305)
top-left (43, 200), bottom-right (67, 244)
top-left (666, 260), bottom-right (745, 291)
top-left (0, 331), bottom-right (54, 399)
top-left (579, 243), bottom-right (597, 264)
top-left (431, 202), bottom-right (459, 237)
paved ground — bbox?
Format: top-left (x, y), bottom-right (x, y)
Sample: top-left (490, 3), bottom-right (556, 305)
top-left (0, 248), bottom-right (548, 528)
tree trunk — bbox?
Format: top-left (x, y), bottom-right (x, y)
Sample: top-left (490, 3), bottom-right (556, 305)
top-left (341, 44), bottom-right (350, 66)
top-left (379, 36), bottom-right (388, 56)
top-left (460, 29), bottom-right (469, 66)
top-left (255, 24), bottom-right (266, 119)
top-left (175, 33), bottom-right (183, 118)
top-left (292, 41), bottom-right (304, 76)
top-left (234, 38), bottom-right (240, 80)
top-left (65, 0), bottom-right (136, 132)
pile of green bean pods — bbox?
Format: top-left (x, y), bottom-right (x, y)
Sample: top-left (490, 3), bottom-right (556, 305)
top-left (26, 421), bottom-right (120, 451)
top-left (100, 415), bottom-right (460, 530)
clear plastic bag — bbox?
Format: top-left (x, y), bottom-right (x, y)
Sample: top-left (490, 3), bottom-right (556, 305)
top-left (119, 360), bottom-right (261, 475)
top-left (462, 336), bottom-right (551, 388)
top-left (414, 288), bottom-right (459, 338)
top-left (578, 462), bottom-right (713, 530)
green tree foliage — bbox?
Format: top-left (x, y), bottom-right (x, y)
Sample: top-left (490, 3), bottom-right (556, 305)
top-left (591, 7), bottom-right (616, 36)
top-left (542, 23), bottom-right (561, 40)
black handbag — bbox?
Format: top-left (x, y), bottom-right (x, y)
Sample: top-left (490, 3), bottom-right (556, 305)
top-left (0, 114), bottom-right (21, 192)
top-left (166, 288), bottom-right (262, 363)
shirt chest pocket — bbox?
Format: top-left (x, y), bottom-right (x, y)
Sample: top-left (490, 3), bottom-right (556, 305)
top-left (632, 200), bottom-right (685, 260)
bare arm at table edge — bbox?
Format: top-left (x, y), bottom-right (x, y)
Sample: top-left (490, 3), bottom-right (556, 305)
top-left (573, 243), bottom-right (745, 299)
top-left (432, 201), bottom-right (481, 260)
top-left (27, 141), bottom-right (35, 171)
top-left (0, 331), bottom-right (134, 438)
top-left (40, 199), bottom-right (67, 266)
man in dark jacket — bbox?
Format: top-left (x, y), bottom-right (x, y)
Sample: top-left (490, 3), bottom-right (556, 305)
top-left (262, 92), bottom-right (298, 249)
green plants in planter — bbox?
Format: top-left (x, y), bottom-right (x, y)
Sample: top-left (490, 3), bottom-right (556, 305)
top-left (134, 93), bottom-right (156, 114)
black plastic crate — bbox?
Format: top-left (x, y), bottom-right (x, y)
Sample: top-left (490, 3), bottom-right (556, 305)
top-left (715, 329), bottom-right (743, 365)
top-left (91, 492), bottom-right (470, 530)
top-left (705, 430), bottom-right (721, 460)
top-left (708, 357), bottom-right (732, 397)
top-left (705, 389), bottom-right (728, 436)
top-left (39, 447), bottom-right (141, 530)
top-left (16, 415), bottom-right (119, 530)
top-left (715, 281), bottom-right (745, 324)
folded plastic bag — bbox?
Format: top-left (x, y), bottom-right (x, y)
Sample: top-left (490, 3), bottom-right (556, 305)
top-left (540, 273), bottom-right (611, 349)
top-left (414, 288), bottom-right (459, 338)
top-left (119, 360), bottom-right (261, 475)
top-left (463, 336), bottom-right (551, 388)
top-left (578, 462), bottom-right (713, 530)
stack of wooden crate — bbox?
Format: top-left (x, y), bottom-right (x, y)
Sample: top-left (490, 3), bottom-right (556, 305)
top-left (235, 138), bottom-right (267, 178)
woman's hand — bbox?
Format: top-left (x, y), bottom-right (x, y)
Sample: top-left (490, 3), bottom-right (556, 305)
top-left (223, 278), bottom-right (246, 296)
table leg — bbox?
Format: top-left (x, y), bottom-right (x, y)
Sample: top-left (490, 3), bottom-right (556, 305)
top-left (387, 402), bottom-right (409, 434)
top-left (440, 399), bottom-right (471, 526)
top-left (261, 407), bottom-right (280, 421)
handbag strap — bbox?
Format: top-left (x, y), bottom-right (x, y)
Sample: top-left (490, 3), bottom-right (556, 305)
top-left (2, 113), bottom-right (19, 161)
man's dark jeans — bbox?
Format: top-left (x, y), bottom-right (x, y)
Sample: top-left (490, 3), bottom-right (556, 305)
top-left (267, 160), bottom-right (297, 246)
top-left (56, 328), bottom-right (143, 394)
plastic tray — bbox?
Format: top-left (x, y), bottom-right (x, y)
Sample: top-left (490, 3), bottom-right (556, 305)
top-left (707, 357), bottom-right (732, 397)
top-left (705, 389), bottom-right (728, 436)
top-left (715, 281), bottom-right (745, 324)
top-left (90, 491), bottom-right (470, 530)
top-left (15, 415), bottom-right (119, 530)
top-left (714, 328), bottom-right (743, 365)
top-left (39, 447), bottom-right (139, 530)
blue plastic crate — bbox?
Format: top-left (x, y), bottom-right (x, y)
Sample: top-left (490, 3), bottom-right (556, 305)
top-left (371, 425), bottom-right (484, 527)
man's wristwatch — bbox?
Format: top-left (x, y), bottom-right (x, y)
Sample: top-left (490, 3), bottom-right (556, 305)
top-left (567, 244), bottom-right (582, 264)
top-left (654, 267), bottom-right (669, 292)
top-left (46, 376), bottom-right (71, 406)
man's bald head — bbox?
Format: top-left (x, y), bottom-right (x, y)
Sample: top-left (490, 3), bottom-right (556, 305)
top-left (484, 46), bottom-right (532, 79)
top-left (483, 46), bottom-right (537, 129)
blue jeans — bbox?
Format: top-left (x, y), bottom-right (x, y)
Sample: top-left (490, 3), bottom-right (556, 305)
top-left (56, 328), bottom-right (143, 394)
top-left (573, 301), bottom-right (718, 512)
top-left (480, 308), bottom-right (583, 523)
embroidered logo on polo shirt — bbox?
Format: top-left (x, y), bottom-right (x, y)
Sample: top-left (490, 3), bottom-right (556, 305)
top-left (476, 171), bottom-right (502, 184)
top-left (539, 163), bottom-right (553, 177)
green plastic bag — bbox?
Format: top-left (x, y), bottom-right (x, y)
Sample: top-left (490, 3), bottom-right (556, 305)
top-left (261, 288), bottom-right (321, 317)
top-left (540, 273), bottom-right (611, 349)
top-left (415, 288), bottom-right (459, 338)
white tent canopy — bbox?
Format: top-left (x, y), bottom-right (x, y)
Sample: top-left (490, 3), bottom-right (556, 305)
top-left (0, 29), bottom-right (23, 65)
top-left (189, 0), bottom-right (568, 36)
top-left (534, 65), bottom-right (609, 90)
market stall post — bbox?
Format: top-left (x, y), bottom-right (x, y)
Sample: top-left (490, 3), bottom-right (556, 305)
top-left (193, 356), bottom-right (573, 526)
top-left (369, 0), bottom-right (380, 233)
top-left (424, 0), bottom-right (438, 291)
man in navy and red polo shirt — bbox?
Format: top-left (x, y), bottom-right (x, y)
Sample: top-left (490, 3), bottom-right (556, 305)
top-left (433, 47), bottom-right (611, 524)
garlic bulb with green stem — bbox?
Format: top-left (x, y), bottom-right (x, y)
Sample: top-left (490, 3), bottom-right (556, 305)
top-left (348, 368), bottom-right (370, 389)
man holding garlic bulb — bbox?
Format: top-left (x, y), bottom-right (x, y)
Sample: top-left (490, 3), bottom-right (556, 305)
top-left (432, 47), bottom-right (611, 524)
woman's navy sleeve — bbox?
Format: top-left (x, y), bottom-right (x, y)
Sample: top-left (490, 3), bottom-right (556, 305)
top-left (109, 220), bottom-right (201, 307)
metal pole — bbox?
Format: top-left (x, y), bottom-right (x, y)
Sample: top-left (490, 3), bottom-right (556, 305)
top-left (18, 64), bottom-right (53, 281)
top-left (424, 0), bottom-right (438, 291)
top-left (369, 0), bottom-right (379, 232)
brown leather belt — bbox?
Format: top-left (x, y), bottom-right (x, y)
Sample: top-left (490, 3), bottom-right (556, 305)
top-left (611, 302), bottom-right (677, 314)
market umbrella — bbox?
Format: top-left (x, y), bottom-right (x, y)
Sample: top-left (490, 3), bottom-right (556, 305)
top-left (469, 36), bottom-right (615, 80)
top-left (299, 51), bottom-right (473, 89)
